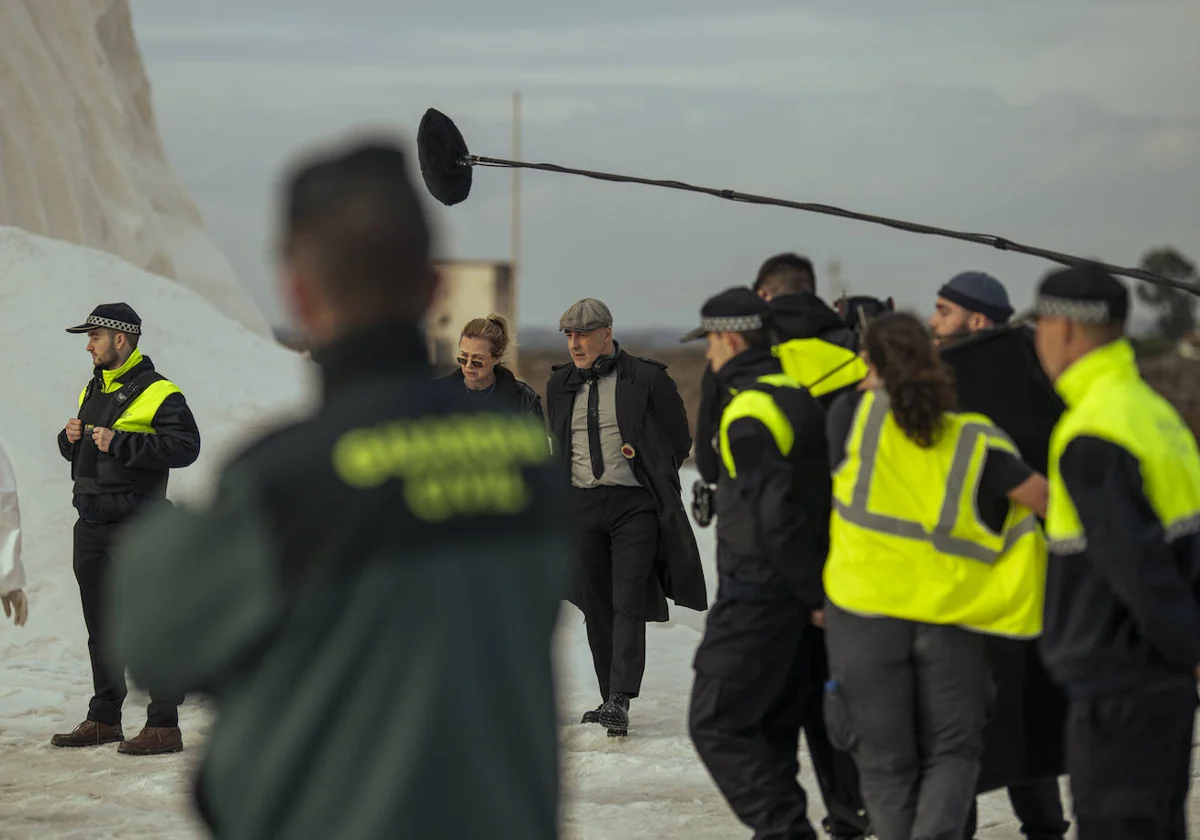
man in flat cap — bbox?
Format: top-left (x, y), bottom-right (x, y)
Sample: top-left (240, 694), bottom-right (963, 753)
top-left (545, 297), bottom-right (704, 736)
top-left (930, 271), bottom-right (1070, 840)
top-left (1034, 265), bottom-right (1200, 839)
top-left (683, 287), bottom-right (832, 840)
top-left (51, 303), bottom-right (201, 755)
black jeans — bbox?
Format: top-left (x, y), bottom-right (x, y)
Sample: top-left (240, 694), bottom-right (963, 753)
top-left (824, 604), bottom-right (991, 840)
top-left (574, 485), bottom-right (658, 700)
top-left (74, 518), bottom-right (184, 727)
top-left (690, 594), bottom-right (819, 840)
top-left (1067, 681), bottom-right (1197, 840)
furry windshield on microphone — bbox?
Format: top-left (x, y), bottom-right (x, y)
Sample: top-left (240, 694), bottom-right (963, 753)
top-left (417, 108), bottom-right (473, 206)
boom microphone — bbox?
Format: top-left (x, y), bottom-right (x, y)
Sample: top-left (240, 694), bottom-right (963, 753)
top-left (416, 108), bottom-right (1199, 296)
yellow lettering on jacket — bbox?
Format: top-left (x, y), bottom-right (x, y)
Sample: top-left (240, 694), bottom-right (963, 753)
top-left (330, 413), bottom-right (550, 522)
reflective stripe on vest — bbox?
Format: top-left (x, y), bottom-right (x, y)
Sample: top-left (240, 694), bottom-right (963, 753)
top-left (825, 389), bottom-right (1047, 638)
top-left (836, 391), bottom-right (1041, 564)
top-left (1046, 339), bottom-right (1200, 555)
top-left (773, 337), bottom-right (869, 398)
top-left (718, 374), bottom-right (799, 478)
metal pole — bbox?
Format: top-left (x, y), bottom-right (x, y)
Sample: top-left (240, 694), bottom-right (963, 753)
top-left (510, 91), bottom-right (522, 372)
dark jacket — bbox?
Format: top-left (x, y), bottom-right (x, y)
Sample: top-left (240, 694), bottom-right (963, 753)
top-left (713, 347), bottom-right (830, 611)
top-left (107, 325), bottom-right (573, 840)
top-left (1043, 437), bottom-right (1200, 699)
top-left (938, 324), bottom-right (1068, 792)
top-left (440, 364), bottom-right (545, 424)
top-left (58, 350), bottom-right (200, 523)
top-left (546, 347), bottom-right (707, 618)
top-left (696, 293), bottom-right (860, 484)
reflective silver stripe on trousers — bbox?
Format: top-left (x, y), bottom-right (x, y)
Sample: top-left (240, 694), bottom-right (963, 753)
top-left (1052, 510), bottom-right (1200, 555)
top-left (836, 392), bottom-right (1038, 565)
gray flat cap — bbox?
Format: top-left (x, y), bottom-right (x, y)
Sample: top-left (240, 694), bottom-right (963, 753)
top-left (559, 298), bottom-right (613, 332)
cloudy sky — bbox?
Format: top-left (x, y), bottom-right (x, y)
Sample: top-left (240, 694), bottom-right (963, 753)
top-left (132, 0), bottom-right (1200, 331)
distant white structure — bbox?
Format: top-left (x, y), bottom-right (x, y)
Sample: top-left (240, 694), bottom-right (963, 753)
top-left (1180, 331), bottom-right (1200, 360)
top-left (0, 0), bottom-right (271, 337)
top-left (426, 260), bottom-right (518, 373)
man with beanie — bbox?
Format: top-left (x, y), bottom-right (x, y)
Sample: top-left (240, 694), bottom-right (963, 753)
top-left (546, 299), bottom-right (705, 736)
top-left (1034, 265), bottom-right (1200, 839)
top-left (930, 272), bottom-right (1071, 840)
top-left (929, 271), bottom-right (1015, 343)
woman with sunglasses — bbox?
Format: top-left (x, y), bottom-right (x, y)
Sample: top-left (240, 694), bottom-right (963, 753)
top-left (444, 314), bottom-right (544, 423)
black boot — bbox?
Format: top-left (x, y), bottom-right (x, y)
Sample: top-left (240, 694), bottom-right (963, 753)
top-left (581, 703), bottom-right (604, 725)
top-left (598, 693), bottom-right (630, 737)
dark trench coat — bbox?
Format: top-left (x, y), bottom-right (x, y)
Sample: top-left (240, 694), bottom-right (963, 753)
top-left (546, 350), bottom-right (708, 620)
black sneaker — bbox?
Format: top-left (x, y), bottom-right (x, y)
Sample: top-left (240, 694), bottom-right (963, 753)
top-left (598, 693), bottom-right (630, 737)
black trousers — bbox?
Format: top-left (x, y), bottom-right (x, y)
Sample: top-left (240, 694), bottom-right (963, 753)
top-left (689, 594), bottom-right (821, 840)
top-left (824, 604), bottom-right (991, 840)
top-left (74, 518), bottom-right (184, 728)
top-left (1066, 681), bottom-right (1197, 840)
top-left (963, 776), bottom-right (1068, 839)
top-left (574, 485), bottom-right (658, 701)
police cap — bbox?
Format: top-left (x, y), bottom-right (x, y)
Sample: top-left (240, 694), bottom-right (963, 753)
top-left (1034, 265), bottom-right (1129, 325)
top-left (65, 303), bottom-right (142, 335)
top-left (680, 287), bottom-right (771, 342)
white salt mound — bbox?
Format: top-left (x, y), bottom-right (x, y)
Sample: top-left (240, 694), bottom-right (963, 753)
top-left (0, 0), bottom-right (271, 336)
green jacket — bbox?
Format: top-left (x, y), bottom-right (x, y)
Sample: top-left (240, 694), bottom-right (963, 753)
top-left (107, 324), bottom-right (573, 839)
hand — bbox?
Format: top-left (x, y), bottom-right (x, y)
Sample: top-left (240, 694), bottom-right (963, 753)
top-left (65, 418), bottom-right (82, 443)
top-left (92, 427), bottom-right (115, 453)
top-left (811, 609), bottom-right (825, 628)
top-left (691, 480), bottom-right (715, 528)
top-left (2, 590), bottom-right (28, 627)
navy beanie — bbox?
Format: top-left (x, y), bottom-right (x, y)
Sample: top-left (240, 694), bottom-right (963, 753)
top-left (937, 271), bottom-right (1013, 323)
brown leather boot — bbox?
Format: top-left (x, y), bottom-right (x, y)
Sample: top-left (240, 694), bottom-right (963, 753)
top-left (50, 720), bottom-right (125, 747)
top-left (117, 725), bottom-right (183, 756)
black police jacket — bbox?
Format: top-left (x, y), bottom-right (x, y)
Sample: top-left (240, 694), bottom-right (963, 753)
top-left (713, 346), bottom-right (831, 611)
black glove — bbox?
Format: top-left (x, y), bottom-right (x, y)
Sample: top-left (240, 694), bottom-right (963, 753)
top-left (691, 479), bottom-right (715, 527)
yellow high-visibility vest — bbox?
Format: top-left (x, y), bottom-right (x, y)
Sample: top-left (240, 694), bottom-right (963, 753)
top-left (1046, 338), bottom-right (1200, 555)
top-left (773, 337), bottom-right (868, 399)
top-left (825, 389), bottom-right (1047, 638)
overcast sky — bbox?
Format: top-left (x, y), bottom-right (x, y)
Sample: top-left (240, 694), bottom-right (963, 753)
top-left (132, 0), bottom-right (1200, 331)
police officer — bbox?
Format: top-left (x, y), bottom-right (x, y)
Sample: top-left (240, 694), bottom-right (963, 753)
top-left (684, 287), bottom-right (832, 840)
top-left (106, 140), bottom-right (573, 838)
top-left (692, 255), bottom-right (872, 839)
top-left (1033, 265), bottom-right (1200, 840)
top-left (51, 302), bottom-right (200, 756)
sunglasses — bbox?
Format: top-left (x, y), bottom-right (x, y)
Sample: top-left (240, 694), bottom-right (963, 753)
top-left (457, 356), bottom-right (487, 369)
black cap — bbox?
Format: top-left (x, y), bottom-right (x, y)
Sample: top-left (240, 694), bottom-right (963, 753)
top-left (1034, 265), bottom-right (1128, 325)
top-left (680, 287), bottom-right (771, 342)
top-left (65, 303), bottom-right (142, 335)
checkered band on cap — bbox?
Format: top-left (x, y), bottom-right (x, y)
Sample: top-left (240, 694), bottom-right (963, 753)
top-left (1034, 294), bottom-right (1111, 324)
top-left (701, 314), bottom-right (763, 332)
top-left (87, 315), bottom-right (141, 335)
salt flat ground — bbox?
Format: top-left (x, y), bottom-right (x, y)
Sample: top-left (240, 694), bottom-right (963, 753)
top-left (2, 608), bottom-right (1199, 838)
top-left (2, 449), bottom-right (1197, 840)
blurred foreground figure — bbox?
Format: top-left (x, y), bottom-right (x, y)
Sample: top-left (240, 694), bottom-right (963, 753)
top-left (0, 439), bottom-right (28, 627)
top-left (1034, 266), bottom-right (1200, 840)
top-left (107, 138), bottom-right (572, 839)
